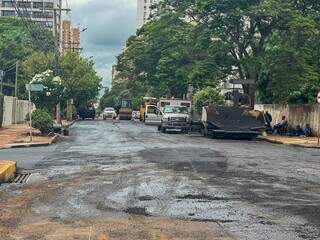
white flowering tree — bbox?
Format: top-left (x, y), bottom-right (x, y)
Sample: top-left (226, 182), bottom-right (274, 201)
top-left (30, 70), bottom-right (64, 112)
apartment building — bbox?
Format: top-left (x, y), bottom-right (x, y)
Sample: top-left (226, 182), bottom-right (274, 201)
top-left (0, 0), bottom-right (61, 31)
top-left (137, 0), bottom-right (158, 28)
top-left (62, 20), bottom-right (80, 54)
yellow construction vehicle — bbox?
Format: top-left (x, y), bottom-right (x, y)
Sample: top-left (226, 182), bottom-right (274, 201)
top-left (119, 99), bottom-right (133, 120)
top-left (140, 97), bottom-right (157, 122)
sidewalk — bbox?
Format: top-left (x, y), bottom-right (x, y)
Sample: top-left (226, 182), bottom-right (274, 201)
top-left (259, 135), bottom-right (320, 149)
top-left (0, 124), bottom-right (57, 149)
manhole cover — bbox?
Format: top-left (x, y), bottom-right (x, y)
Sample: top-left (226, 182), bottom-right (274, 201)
top-left (12, 173), bottom-right (32, 184)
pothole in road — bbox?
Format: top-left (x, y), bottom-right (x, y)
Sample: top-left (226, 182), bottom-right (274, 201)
top-left (177, 194), bottom-right (230, 201)
top-left (138, 195), bottom-right (155, 201)
top-left (124, 207), bottom-right (151, 216)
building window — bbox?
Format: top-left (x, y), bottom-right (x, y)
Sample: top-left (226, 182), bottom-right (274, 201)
top-left (2, 1), bottom-right (15, 8)
top-left (2, 10), bottom-right (15, 17)
top-left (33, 2), bottom-right (44, 9)
top-left (44, 2), bottom-right (54, 9)
top-left (18, 2), bottom-right (31, 9)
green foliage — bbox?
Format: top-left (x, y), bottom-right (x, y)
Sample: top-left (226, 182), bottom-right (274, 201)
top-left (0, 93), bottom-right (4, 128)
top-left (60, 52), bottom-right (102, 109)
top-left (19, 52), bottom-right (101, 112)
top-left (115, 13), bottom-right (231, 99)
top-left (26, 109), bottom-right (54, 135)
top-left (114, 0), bottom-right (320, 105)
top-left (193, 87), bottom-right (224, 113)
top-left (29, 70), bottom-right (64, 112)
top-left (0, 17), bottom-right (54, 69)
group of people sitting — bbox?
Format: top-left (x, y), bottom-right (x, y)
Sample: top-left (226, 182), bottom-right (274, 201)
top-left (263, 111), bottom-right (313, 137)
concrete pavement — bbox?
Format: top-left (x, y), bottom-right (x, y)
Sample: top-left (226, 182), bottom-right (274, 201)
top-left (0, 120), bottom-right (320, 239)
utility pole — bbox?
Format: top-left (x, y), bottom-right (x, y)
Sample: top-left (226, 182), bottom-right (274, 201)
top-left (15, 61), bottom-right (19, 97)
top-left (52, 0), bottom-right (71, 124)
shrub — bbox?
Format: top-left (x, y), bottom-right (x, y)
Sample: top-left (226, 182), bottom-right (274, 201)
top-left (193, 87), bottom-right (224, 114)
top-left (26, 109), bottom-right (54, 134)
top-left (0, 93), bottom-right (3, 128)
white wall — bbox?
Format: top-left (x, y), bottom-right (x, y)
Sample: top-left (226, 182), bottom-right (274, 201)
top-left (255, 104), bottom-right (320, 137)
top-left (2, 96), bottom-right (34, 127)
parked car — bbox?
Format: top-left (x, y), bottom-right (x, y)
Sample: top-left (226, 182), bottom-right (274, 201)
top-left (103, 107), bottom-right (117, 120)
top-left (132, 111), bottom-right (140, 120)
top-left (158, 105), bottom-right (191, 133)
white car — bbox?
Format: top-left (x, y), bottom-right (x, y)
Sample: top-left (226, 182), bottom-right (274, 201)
top-left (103, 107), bottom-right (117, 120)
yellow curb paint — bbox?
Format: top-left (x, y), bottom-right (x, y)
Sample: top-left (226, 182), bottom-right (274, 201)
top-left (0, 160), bottom-right (17, 183)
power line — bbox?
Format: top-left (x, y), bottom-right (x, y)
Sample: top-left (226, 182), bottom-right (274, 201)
top-left (10, 0), bottom-right (53, 62)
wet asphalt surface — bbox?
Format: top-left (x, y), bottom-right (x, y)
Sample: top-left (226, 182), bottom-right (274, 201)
top-left (1, 120), bottom-right (320, 239)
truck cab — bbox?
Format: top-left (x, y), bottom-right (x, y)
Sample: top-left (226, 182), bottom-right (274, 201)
top-left (159, 105), bottom-right (191, 133)
top-left (144, 105), bottom-right (162, 125)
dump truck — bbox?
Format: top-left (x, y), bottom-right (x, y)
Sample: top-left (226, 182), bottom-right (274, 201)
top-left (140, 97), bottom-right (158, 122)
top-left (78, 105), bottom-right (96, 120)
top-left (118, 99), bottom-right (133, 120)
top-left (201, 106), bottom-right (265, 140)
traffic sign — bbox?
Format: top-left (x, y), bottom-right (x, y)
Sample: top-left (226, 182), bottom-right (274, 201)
top-left (25, 84), bottom-right (44, 92)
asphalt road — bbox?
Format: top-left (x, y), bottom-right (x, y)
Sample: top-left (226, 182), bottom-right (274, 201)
top-left (1, 120), bottom-right (320, 240)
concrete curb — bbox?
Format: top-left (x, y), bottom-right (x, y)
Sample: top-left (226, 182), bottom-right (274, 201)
top-left (63, 120), bottom-right (76, 129)
top-left (258, 136), bottom-right (320, 149)
top-left (1, 134), bottom-right (61, 150)
top-left (0, 160), bottom-right (17, 183)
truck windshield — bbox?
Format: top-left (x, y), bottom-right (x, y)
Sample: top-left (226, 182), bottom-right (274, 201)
top-left (164, 106), bottom-right (188, 114)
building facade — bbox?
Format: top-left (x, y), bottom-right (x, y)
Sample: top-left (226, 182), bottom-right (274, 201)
top-left (62, 20), bottom-right (80, 54)
top-left (0, 0), bottom-right (60, 32)
top-left (137, 0), bottom-right (158, 28)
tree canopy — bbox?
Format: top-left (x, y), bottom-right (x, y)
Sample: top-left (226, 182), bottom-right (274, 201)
top-left (0, 17), bottom-right (54, 69)
top-left (111, 0), bottom-right (320, 106)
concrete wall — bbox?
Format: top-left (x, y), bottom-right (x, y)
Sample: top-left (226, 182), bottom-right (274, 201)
top-left (2, 96), bottom-right (33, 127)
top-left (255, 104), bottom-right (320, 136)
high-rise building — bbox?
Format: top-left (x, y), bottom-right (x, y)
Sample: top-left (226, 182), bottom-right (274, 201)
top-left (62, 20), bottom-right (80, 54)
top-left (0, 0), bottom-right (61, 32)
top-left (137, 0), bottom-right (158, 28)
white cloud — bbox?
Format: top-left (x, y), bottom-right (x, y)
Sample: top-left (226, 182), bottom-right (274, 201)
top-left (66, 0), bottom-right (137, 87)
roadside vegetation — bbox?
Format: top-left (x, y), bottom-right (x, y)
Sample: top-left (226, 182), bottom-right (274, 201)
top-left (0, 17), bottom-right (101, 120)
top-left (102, 0), bottom-right (320, 109)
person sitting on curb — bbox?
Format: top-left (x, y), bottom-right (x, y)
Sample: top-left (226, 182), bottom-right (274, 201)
top-left (273, 116), bottom-right (288, 134)
top-left (289, 125), bottom-right (304, 136)
top-left (304, 124), bottom-right (313, 137)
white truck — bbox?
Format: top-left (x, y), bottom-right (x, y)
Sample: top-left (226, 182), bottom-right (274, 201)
top-left (158, 105), bottom-right (191, 133)
top-left (144, 99), bottom-right (192, 130)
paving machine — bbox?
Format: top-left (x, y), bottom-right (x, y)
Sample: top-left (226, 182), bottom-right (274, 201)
top-left (118, 99), bottom-right (133, 120)
top-left (201, 106), bottom-right (265, 140)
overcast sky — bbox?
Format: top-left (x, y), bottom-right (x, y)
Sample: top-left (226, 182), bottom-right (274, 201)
top-left (67, 0), bottom-right (137, 87)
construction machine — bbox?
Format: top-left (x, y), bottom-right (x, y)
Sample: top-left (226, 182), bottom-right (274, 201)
top-left (201, 106), bottom-right (265, 140)
top-left (140, 97), bottom-right (157, 122)
top-left (118, 99), bottom-right (133, 120)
